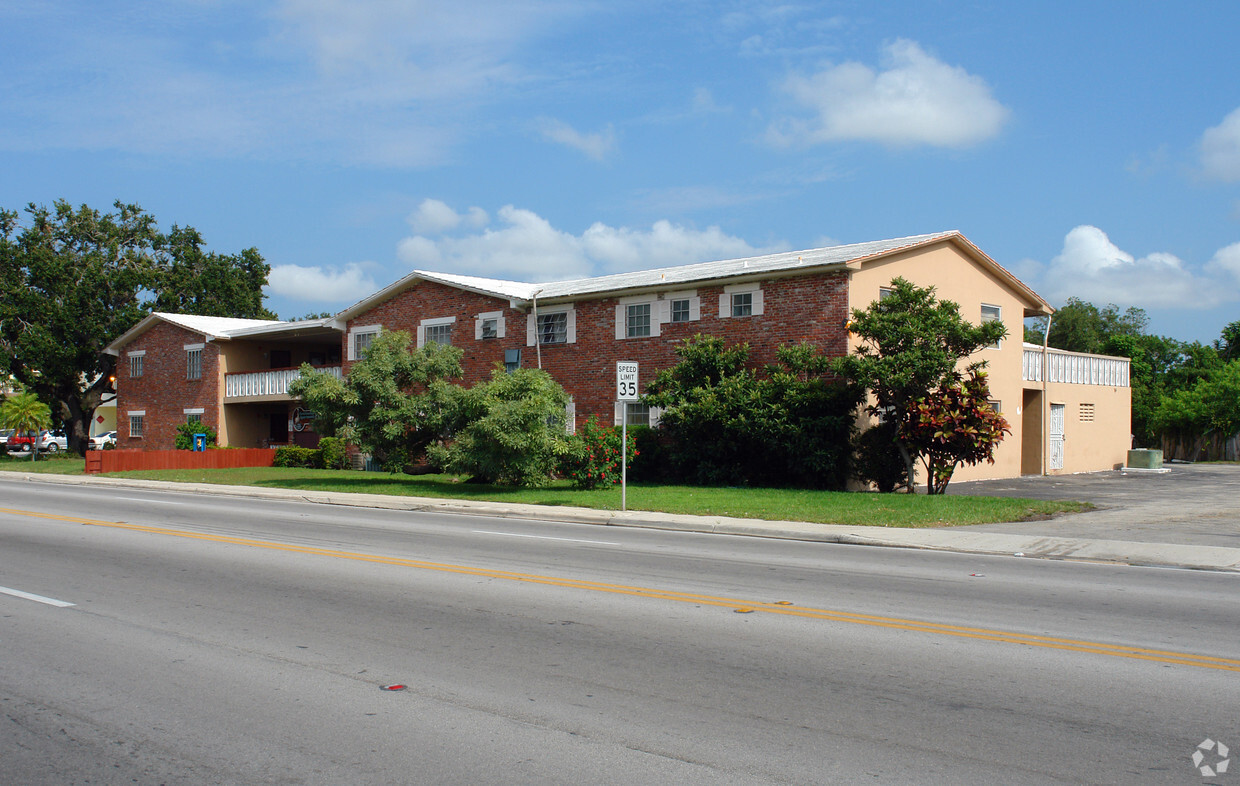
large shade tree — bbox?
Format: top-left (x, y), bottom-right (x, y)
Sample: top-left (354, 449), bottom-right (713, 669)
top-left (0, 200), bottom-right (274, 456)
top-left (834, 277), bottom-right (1008, 492)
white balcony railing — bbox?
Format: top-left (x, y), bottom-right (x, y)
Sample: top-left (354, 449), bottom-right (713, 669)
top-left (225, 365), bottom-right (342, 399)
top-left (1022, 347), bottom-right (1129, 387)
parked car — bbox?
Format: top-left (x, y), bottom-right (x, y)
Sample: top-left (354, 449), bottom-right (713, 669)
top-left (0, 428), bottom-right (13, 447)
top-left (7, 431), bottom-right (38, 452)
top-left (39, 429), bottom-right (69, 453)
top-left (90, 431), bottom-right (117, 449)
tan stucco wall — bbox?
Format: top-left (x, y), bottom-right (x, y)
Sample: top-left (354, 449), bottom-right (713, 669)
top-left (1046, 382), bottom-right (1131, 474)
top-left (847, 242), bottom-right (1044, 483)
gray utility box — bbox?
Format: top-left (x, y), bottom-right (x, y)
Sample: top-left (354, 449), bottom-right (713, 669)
top-left (1126, 449), bottom-right (1164, 469)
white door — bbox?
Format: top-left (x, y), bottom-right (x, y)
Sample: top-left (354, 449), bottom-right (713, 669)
top-left (1049, 403), bottom-right (1065, 470)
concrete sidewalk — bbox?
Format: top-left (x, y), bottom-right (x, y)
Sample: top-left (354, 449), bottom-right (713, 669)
top-left (6, 467), bottom-right (1240, 572)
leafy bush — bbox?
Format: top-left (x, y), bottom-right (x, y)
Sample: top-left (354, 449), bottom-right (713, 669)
top-left (273, 445), bottom-right (322, 468)
top-left (561, 417), bottom-right (637, 489)
top-left (853, 421), bottom-right (907, 493)
top-left (174, 422), bottom-right (218, 450)
top-left (429, 368), bottom-right (570, 486)
top-left (317, 437), bottom-right (349, 470)
top-left (644, 336), bottom-right (861, 489)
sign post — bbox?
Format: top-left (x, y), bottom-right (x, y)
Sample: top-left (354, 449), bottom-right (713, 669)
top-left (616, 361), bottom-right (639, 511)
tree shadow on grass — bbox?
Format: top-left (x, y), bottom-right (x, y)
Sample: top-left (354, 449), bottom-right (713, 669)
top-left (246, 474), bottom-right (601, 508)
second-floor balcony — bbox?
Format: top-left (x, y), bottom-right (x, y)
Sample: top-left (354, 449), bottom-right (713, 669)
top-left (225, 365), bottom-right (342, 402)
top-left (1022, 345), bottom-right (1129, 387)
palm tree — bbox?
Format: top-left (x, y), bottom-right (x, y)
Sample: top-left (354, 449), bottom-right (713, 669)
top-left (0, 392), bottom-right (53, 462)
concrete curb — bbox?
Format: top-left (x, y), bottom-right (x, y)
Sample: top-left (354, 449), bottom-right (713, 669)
top-left (7, 471), bottom-right (1240, 572)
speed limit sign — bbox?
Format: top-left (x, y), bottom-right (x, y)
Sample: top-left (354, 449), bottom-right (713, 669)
top-left (616, 361), bottom-right (639, 401)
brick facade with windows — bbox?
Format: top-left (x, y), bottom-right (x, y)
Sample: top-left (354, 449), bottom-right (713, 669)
top-left (117, 322), bottom-right (220, 450)
top-left (104, 232), bottom-right (1133, 480)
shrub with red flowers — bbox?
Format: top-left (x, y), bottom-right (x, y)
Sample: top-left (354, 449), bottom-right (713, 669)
top-left (561, 416), bottom-right (637, 489)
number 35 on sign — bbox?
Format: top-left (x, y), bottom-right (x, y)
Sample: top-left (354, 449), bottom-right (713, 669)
top-left (616, 362), bottom-right (639, 401)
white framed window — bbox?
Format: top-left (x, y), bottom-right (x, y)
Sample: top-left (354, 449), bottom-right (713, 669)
top-left (184, 407), bottom-right (204, 425)
top-left (988, 400), bottom-right (1002, 414)
top-left (879, 287), bottom-right (894, 301)
top-left (348, 324), bottom-right (381, 360)
top-left (627, 303), bottom-right (651, 338)
top-left (719, 283), bottom-right (764, 318)
top-left (418, 316), bottom-right (455, 347)
top-left (665, 290), bottom-right (700, 325)
top-left (128, 411), bottom-right (145, 438)
top-left (128, 351), bottom-right (145, 378)
top-left (981, 304), bottom-right (1002, 349)
top-left (528, 306), bottom-right (576, 346)
top-left (185, 343), bottom-right (204, 380)
top-left (671, 299), bottom-right (691, 323)
top-left (475, 311), bottom-right (505, 340)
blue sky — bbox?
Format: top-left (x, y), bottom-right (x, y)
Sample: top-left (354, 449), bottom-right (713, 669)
top-left (3, 1), bottom-right (1239, 344)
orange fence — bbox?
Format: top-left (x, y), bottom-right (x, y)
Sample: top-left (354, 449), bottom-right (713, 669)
top-left (86, 448), bottom-right (277, 474)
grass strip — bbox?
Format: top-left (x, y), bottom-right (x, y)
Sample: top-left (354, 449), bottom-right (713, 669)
top-left (13, 463), bottom-right (1089, 528)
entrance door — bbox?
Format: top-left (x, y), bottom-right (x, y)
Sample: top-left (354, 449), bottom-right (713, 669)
top-left (1049, 403), bottom-right (1065, 470)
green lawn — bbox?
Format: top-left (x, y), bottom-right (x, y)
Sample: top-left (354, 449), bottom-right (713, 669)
top-left (0, 458), bottom-right (1091, 527)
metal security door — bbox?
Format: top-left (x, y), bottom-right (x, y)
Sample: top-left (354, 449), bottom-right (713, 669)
top-left (1049, 403), bottom-right (1065, 470)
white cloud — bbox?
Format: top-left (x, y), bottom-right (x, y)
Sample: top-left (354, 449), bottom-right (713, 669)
top-left (1039, 225), bottom-right (1240, 309)
top-left (1200, 107), bottom-right (1240, 182)
top-left (266, 262), bottom-right (377, 303)
top-left (396, 203), bottom-right (783, 280)
top-left (537, 118), bottom-right (617, 161)
top-left (407, 199), bottom-right (489, 235)
top-left (769, 39), bottom-right (1009, 148)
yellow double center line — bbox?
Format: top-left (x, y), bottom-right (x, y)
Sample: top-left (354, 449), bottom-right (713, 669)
top-left (7, 506), bottom-right (1239, 673)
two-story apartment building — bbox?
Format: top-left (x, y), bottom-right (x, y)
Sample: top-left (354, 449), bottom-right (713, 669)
top-left (103, 231), bottom-right (1132, 480)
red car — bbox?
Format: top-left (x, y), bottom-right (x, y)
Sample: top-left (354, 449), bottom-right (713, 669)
top-left (6, 431), bottom-right (38, 451)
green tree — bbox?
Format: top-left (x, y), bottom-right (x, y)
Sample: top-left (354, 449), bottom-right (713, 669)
top-left (0, 392), bottom-right (52, 462)
top-left (833, 277), bottom-right (1007, 492)
top-left (429, 367), bottom-right (571, 486)
top-left (0, 200), bottom-right (274, 457)
top-left (903, 369), bottom-right (1010, 494)
top-left (1151, 361), bottom-right (1240, 460)
top-left (643, 335), bottom-right (860, 488)
top-left (288, 330), bottom-right (466, 473)
top-left (1031, 298), bottom-right (1148, 354)
top-left (1216, 320), bottom-right (1240, 362)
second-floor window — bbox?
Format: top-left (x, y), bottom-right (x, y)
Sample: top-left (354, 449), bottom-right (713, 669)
top-left (424, 323), bottom-right (452, 346)
top-left (538, 312), bottom-right (568, 344)
top-left (671, 299), bottom-right (691, 323)
top-left (128, 352), bottom-right (144, 378)
top-left (626, 303), bottom-right (651, 338)
top-left (186, 347), bottom-right (203, 380)
top-left (981, 304), bottom-right (1002, 349)
top-left (731, 292), bottom-right (753, 317)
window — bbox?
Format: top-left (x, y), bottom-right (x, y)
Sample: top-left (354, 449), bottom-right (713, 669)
top-left (424, 323), bottom-right (452, 346)
top-left (719, 283), bottom-right (763, 318)
top-left (625, 403), bottom-right (650, 427)
top-left (128, 351), bottom-right (144, 378)
top-left (348, 325), bottom-right (381, 361)
top-left (981, 304), bottom-right (1002, 349)
top-left (475, 311), bottom-right (505, 340)
top-left (626, 303), bottom-right (651, 338)
top-left (185, 408), bottom-right (204, 425)
top-left (186, 346), bottom-right (203, 380)
top-left (1080, 403), bottom-right (1095, 422)
top-left (879, 287), bottom-right (894, 301)
top-left (128, 412), bottom-right (145, 438)
top-left (988, 400), bottom-right (1002, 414)
top-left (504, 348), bottom-right (521, 374)
top-left (538, 312), bottom-right (568, 344)
top-left (671, 299), bottom-right (691, 323)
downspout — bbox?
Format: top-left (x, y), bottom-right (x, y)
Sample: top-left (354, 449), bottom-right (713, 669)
top-left (531, 289), bottom-right (544, 370)
top-left (1041, 314), bottom-right (1053, 475)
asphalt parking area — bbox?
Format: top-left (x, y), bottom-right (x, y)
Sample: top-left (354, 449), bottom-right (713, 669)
top-left (945, 463), bottom-right (1240, 548)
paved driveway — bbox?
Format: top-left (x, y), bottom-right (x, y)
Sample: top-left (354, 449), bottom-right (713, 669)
top-left (945, 463), bottom-right (1240, 549)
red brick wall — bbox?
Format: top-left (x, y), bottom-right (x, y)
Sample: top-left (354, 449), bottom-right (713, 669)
top-left (347, 272), bottom-right (850, 427)
top-left (116, 323), bottom-right (220, 450)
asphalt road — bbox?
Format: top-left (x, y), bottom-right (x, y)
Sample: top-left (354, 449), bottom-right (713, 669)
top-left (2, 479), bottom-right (1238, 784)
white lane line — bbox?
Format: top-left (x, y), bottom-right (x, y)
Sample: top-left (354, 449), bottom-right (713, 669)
top-left (472, 530), bottom-right (620, 546)
top-left (113, 497), bottom-right (184, 505)
top-left (0, 586), bottom-right (75, 608)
